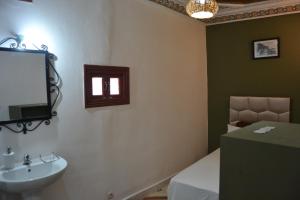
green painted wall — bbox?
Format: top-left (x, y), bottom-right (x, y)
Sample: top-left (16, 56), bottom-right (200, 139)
top-left (207, 14), bottom-right (300, 152)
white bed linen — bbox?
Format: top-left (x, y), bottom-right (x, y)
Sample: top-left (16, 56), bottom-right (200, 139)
top-left (168, 149), bottom-right (220, 200)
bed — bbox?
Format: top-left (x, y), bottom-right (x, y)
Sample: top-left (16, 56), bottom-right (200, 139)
top-left (168, 96), bottom-right (290, 200)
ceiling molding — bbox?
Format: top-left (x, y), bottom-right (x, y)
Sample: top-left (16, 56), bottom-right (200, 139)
top-left (216, 0), bottom-right (300, 16)
top-left (148, 0), bottom-right (187, 15)
top-left (206, 2), bottom-right (300, 25)
top-left (148, 0), bottom-right (300, 25)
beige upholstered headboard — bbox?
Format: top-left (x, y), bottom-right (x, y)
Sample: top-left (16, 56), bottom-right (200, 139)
top-left (230, 96), bottom-right (290, 124)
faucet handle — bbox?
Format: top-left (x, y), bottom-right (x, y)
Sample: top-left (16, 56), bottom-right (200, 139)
top-left (24, 154), bottom-right (31, 160)
top-left (23, 154), bottom-right (32, 165)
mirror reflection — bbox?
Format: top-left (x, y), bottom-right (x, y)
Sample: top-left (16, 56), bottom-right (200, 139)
top-left (0, 48), bottom-right (50, 123)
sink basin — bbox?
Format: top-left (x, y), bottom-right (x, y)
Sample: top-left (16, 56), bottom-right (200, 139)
top-left (0, 155), bottom-right (67, 194)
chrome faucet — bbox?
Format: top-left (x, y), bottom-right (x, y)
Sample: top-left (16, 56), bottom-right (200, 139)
top-left (23, 154), bottom-right (32, 166)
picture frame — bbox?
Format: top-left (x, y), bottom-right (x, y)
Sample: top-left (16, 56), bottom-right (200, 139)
top-left (252, 38), bottom-right (280, 60)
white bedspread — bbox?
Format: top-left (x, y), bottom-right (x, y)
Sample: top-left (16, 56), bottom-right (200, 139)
top-left (168, 149), bottom-right (220, 200)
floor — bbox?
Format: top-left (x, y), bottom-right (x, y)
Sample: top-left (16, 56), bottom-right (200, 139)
top-left (143, 185), bottom-right (168, 200)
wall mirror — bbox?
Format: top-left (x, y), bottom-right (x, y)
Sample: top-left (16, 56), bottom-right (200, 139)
top-left (0, 35), bottom-right (61, 134)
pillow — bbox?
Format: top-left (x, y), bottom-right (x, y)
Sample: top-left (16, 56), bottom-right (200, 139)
top-left (227, 124), bottom-right (240, 133)
top-left (236, 121), bottom-right (252, 127)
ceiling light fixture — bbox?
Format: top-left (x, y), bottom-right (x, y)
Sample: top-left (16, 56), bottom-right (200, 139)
top-left (186, 0), bottom-right (219, 19)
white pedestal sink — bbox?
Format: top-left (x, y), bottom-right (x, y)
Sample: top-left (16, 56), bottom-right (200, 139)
top-left (0, 155), bottom-right (67, 200)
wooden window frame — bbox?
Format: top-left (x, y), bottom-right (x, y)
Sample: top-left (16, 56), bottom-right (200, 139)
top-left (84, 65), bottom-right (130, 108)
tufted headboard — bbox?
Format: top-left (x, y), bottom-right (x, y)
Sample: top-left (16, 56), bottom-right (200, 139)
top-left (230, 96), bottom-right (290, 125)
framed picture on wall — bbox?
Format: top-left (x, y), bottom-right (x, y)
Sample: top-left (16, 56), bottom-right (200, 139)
top-left (252, 38), bottom-right (280, 59)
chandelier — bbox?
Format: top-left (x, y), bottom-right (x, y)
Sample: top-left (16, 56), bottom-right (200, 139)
top-left (186, 0), bottom-right (219, 19)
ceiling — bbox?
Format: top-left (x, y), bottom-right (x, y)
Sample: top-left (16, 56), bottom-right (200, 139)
top-left (174, 0), bottom-right (277, 14)
top-left (176, 0), bottom-right (267, 5)
top-left (217, 0), bottom-right (267, 3)
top-left (164, 0), bottom-right (300, 24)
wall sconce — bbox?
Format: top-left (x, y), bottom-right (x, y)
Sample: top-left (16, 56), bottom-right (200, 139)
top-left (19, 0), bottom-right (33, 3)
top-left (0, 33), bottom-right (25, 49)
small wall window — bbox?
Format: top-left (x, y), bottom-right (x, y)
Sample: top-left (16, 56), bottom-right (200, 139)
top-left (84, 65), bottom-right (130, 108)
top-left (92, 77), bottom-right (103, 96)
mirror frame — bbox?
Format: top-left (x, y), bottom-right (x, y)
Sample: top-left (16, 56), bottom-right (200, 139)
top-left (0, 34), bottom-right (61, 134)
top-left (0, 47), bottom-right (52, 125)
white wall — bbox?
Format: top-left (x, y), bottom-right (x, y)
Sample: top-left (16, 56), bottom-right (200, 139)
top-left (0, 0), bottom-right (207, 199)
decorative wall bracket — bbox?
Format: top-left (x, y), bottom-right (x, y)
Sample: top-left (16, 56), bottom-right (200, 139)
top-left (0, 34), bottom-right (61, 134)
top-left (0, 33), bottom-right (26, 49)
